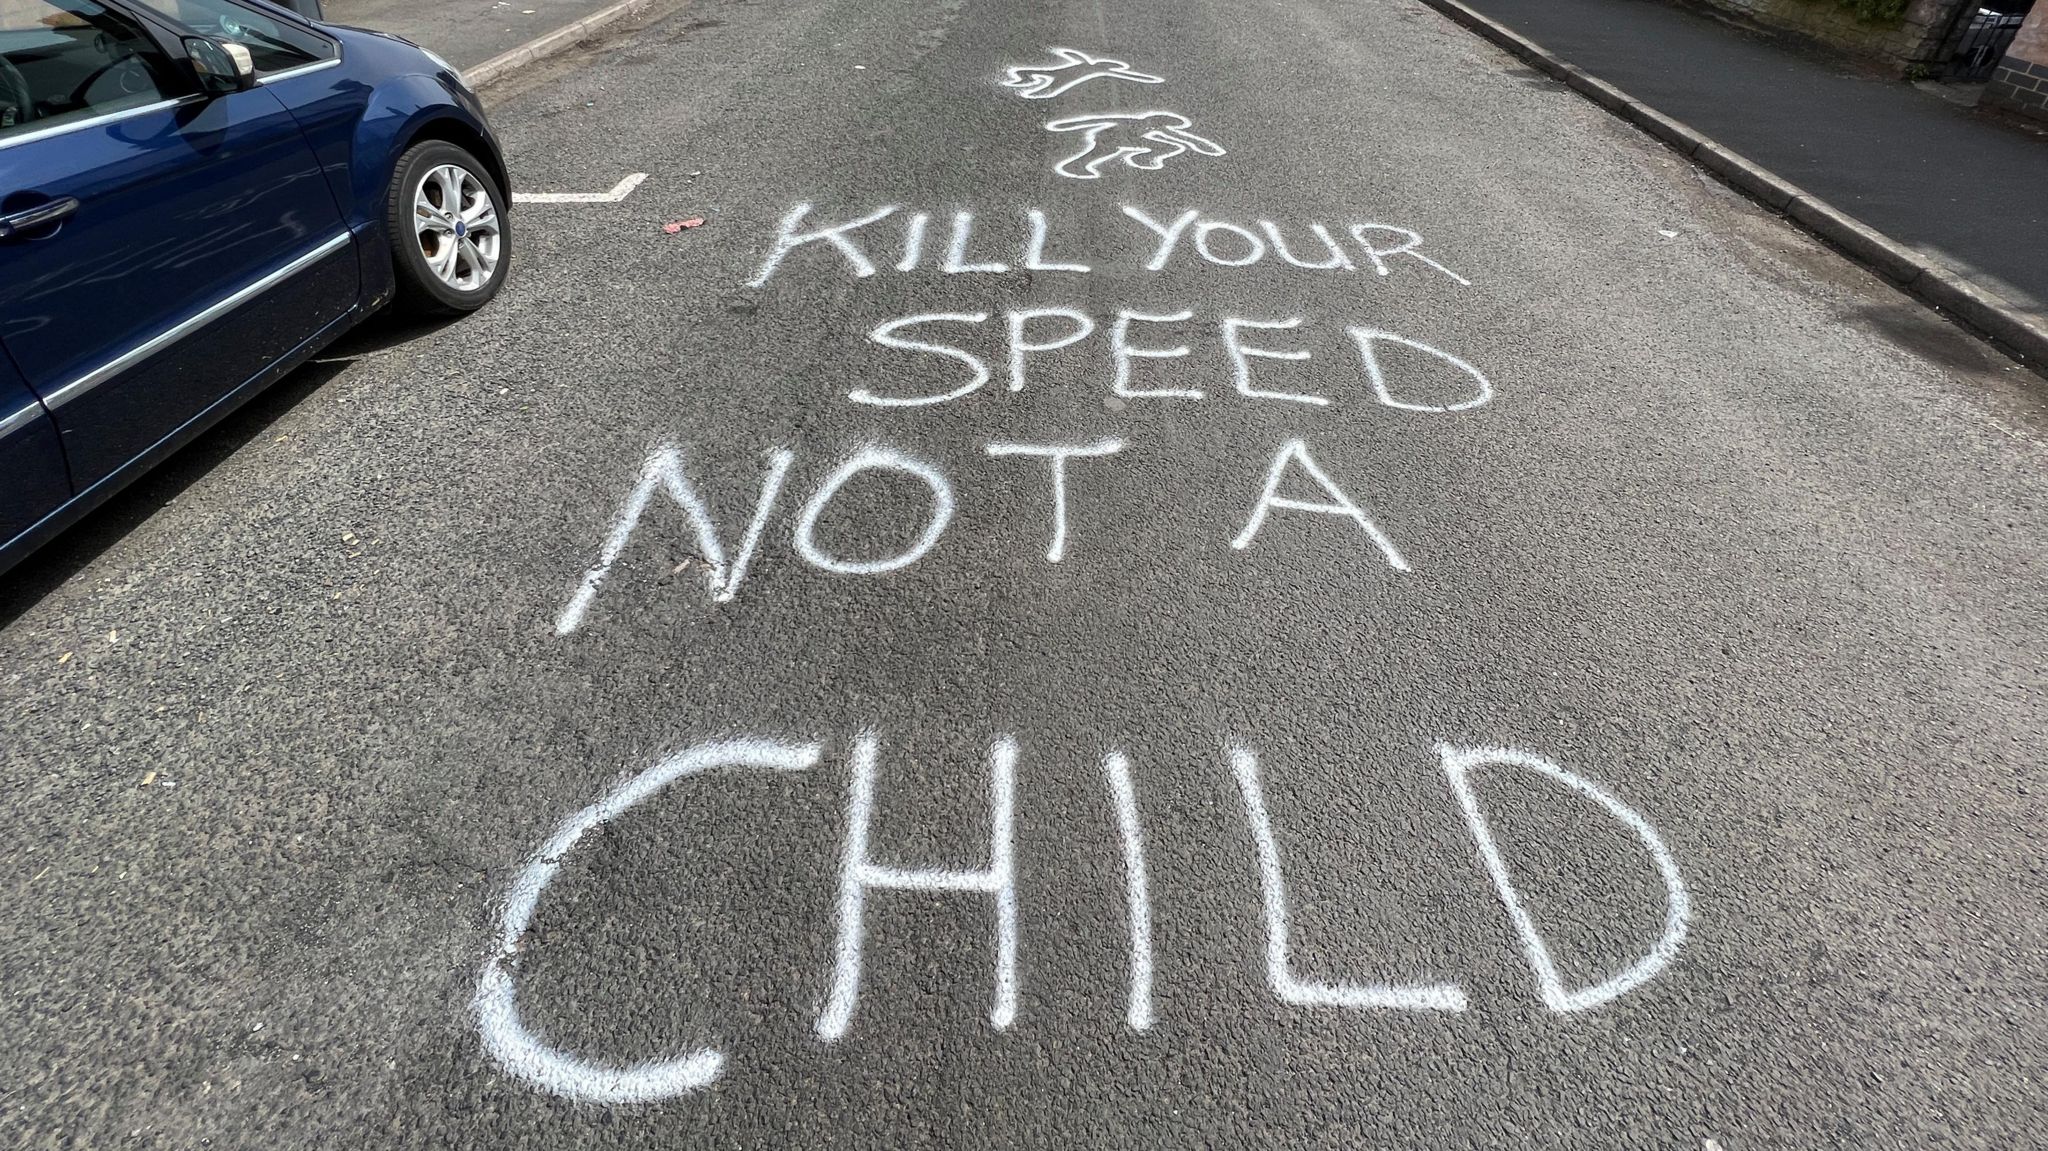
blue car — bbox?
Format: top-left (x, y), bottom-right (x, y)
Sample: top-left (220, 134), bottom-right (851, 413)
top-left (0, 0), bottom-right (511, 574)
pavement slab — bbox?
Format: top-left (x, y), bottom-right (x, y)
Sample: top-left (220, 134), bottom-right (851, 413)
top-left (324, 0), bottom-right (638, 71)
top-left (1456, 0), bottom-right (2048, 318)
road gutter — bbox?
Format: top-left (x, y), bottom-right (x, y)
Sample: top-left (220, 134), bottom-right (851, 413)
top-left (1418, 0), bottom-right (2048, 377)
top-left (461, 0), bottom-right (659, 90)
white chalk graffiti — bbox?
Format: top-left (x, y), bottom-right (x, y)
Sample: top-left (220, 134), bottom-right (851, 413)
top-left (1110, 308), bottom-right (1203, 400)
top-left (1350, 224), bottom-right (1472, 285)
top-left (487, 31), bottom-right (1688, 1112)
top-left (1122, 206), bottom-right (1198, 271)
top-left (1233, 439), bottom-right (1411, 572)
top-left (1102, 751), bottom-right (1155, 1031)
top-left (894, 211), bottom-right (929, 272)
top-left (1023, 208), bottom-right (1091, 273)
top-left (748, 202), bottom-right (898, 287)
top-left (552, 436), bottom-right (1431, 632)
top-left (1439, 744), bottom-right (1691, 1012)
top-left (998, 46), bottom-right (1225, 181)
top-left (984, 439), bottom-right (1125, 562)
top-left (743, 203), bottom-right (1472, 286)
top-left (1194, 220), bottom-right (1267, 266)
top-left (1260, 220), bottom-right (1355, 271)
top-left (555, 444), bottom-right (793, 636)
top-left (473, 737), bottom-right (822, 1104)
top-left (1044, 112), bottom-right (1227, 180)
top-left (1223, 316), bottom-right (1324, 406)
top-left (943, 210), bottom-right (1011, 274)
top-left (1231, 748), bottom-right (1468, 1012)
top-left (1002, 47), bottom-right (1164, 99)
top-left (1004, 305), bottom-right (1095, 392)
top-left (857, 313), bottom-right (991, 407)
top-left (1124, 205), bottom-right (1468, 282)
top-left (793, 447), bottom-right (957, 576)
top-left (475, 733), bottom-right (1695, 1104)
top-left (818, 732), bottom-right (1020, 1040)
top-left (1349, 328), bottom-right (1493, 413)
top-left (850, 305), bottom-right (1493, 415)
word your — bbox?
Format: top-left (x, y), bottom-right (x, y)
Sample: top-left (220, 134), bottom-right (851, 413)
top-left (858, 307), bottom-right (1491, 411)
top-left (999, 46), bottom-right (1225, 181)
top-left (1001, 47), bottom-right (1163, 98)
top-left (474, 733), bottom-right (1692, 1104)
top-left (747, 204), bottom-right (1470, 286)
top-left (552, 437), bottom-right (1406, 637)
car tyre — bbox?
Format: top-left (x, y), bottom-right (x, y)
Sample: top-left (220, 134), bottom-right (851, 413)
top-left (386, 140), bottom-right (510, 317)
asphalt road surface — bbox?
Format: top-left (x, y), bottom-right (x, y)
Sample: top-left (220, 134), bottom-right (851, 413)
top-left (5, 0), bottom-right (2046, 1147)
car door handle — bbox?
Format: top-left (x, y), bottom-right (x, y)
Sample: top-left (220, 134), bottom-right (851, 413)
top-left (0, 197), bottom-right (80, 239)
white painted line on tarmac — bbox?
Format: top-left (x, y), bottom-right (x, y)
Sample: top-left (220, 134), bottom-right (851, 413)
top-left (512, 173), bottom-right (648, 204)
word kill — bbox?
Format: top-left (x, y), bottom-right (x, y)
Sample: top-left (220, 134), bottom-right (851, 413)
top-left (745, 204), bottom-right (1471, 287)
top-left (553, 437), bottom-right (1408, 636)
top-left (474, 734), bottom-right (1691, 1105)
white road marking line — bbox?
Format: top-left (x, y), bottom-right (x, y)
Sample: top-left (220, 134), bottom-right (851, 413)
top-left (512, 173), bottom-right (649, 204)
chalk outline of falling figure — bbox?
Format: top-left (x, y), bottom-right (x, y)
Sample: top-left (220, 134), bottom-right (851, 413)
top-left (1042, 111), bottom-right (1226, 180)
top-left (473, 737), bottom-right (823, 1105)
top-left (1002, 47), bottom-right (1166, 99)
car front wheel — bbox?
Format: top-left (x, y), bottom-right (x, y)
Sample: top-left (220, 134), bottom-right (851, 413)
top-left (386, 140), bottom-right (510, 316)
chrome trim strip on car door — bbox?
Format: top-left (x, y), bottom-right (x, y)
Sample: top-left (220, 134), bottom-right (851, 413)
top-left (257, 57), bottom-right (344, 85)
top-left (0, 97), bottom-right (199, 154)
top-left (41, 232), bottom-right (354, 411)
top-left (0, 401), bottom-right (46, 439)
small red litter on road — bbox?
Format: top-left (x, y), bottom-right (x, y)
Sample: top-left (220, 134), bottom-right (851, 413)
top-left (663, 218), bottom-right (706, 234)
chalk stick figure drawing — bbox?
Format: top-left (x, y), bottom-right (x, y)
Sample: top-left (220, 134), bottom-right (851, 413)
top-left (1043, 111), bottom-right (1227, 180)
top-left (1002, 47), bottom-right (1165, 99)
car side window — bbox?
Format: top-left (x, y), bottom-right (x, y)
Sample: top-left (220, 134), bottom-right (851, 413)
top-left (0, 0), bottom-right (176, 139)
top-left (133, 0), bottom-right (334, 76)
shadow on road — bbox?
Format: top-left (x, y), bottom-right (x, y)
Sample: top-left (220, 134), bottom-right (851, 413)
top-left (321, 312), bottom-right (460, 359)
top-left (0, 312), bottom-right (459, 629)
top-left (1838, 300), bottom-right (2017, 374)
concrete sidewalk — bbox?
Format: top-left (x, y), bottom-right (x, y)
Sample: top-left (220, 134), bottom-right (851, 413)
top-left (1458, 0), bottom-right (2048, 318)
top-left (321, 0), bottom-right (634, 72)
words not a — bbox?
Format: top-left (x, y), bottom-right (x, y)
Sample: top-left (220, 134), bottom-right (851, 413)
top-left (555, 436), bottom-right (1410, 636)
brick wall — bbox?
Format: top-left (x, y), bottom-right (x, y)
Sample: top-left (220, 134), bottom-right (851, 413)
top-left (1697, 0), bottom-right (1969, 74)
top-left (2012, 0), bottom-right (2048, 61)
top-left (1985, 6), bottom-right (2048, 122)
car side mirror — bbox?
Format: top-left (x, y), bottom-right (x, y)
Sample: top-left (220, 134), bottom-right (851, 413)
top-left (184, 37), bottom-right (256, 95)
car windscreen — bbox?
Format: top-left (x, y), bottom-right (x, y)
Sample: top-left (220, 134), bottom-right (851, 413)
top-left (132, 0), bottom-right (333, 75)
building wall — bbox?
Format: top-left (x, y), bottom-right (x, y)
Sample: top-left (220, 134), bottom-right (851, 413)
top-left (1985, 6), bottom-right (2048, 122)
top-left (1699, 0), bottom-right (1968, 74)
